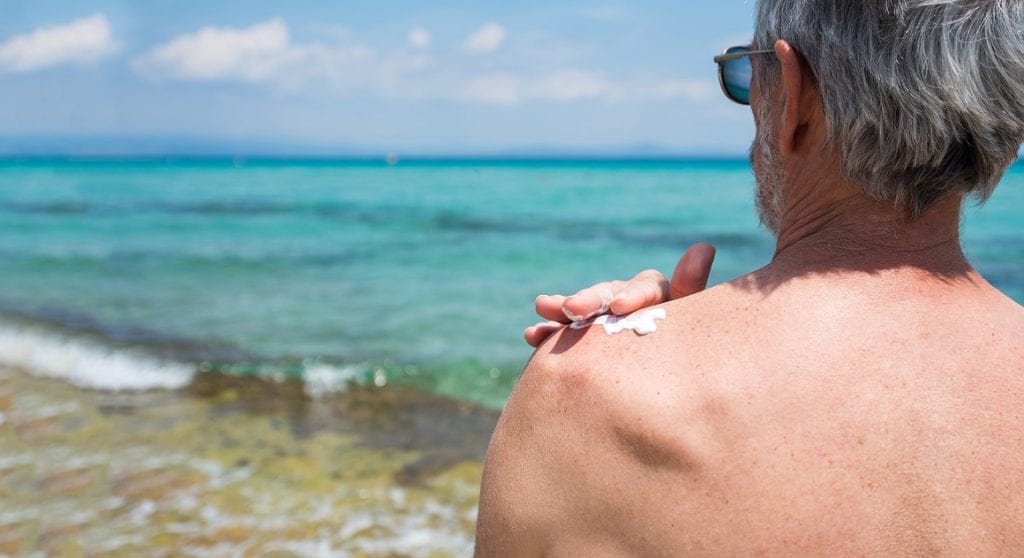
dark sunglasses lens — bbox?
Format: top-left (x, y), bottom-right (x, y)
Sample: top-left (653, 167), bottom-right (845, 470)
top-left (722, 48), bottom-right (753, 104)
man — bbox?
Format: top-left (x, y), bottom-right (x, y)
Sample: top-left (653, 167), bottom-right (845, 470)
top-left (476, 0), bottom-right (1024, 555)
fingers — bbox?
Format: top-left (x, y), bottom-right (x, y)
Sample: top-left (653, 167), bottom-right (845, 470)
top-left (562, 283), bottom-right (616, 322)
top-left (524, 321), bottom-right (565, 348)
top-left (535, 294), bottom-right (571, 323)
top-left (670, 243), bottom-right (717, 299)
top-left (560, 268), bottom-right (671, 321)
top-left (608, 269), bottom-right (669, 315)
top-left (528, 242), bottom-right (717, 348)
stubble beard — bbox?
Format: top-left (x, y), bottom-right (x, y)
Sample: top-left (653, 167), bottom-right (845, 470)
top-left (750, 97), bottom-right (786, 236)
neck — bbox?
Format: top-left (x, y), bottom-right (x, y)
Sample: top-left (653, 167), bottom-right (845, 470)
top-left (769, 192), bottom-right (972, 280)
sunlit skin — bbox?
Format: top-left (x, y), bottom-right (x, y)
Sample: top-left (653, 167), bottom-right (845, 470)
top-left (476, 40), bottom-right (1024, 556)
top-left (524, 243), bottom-right (717, 347)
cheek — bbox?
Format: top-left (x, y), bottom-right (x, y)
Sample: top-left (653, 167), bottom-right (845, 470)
top-left (749, 71), bottom-right (762, 105)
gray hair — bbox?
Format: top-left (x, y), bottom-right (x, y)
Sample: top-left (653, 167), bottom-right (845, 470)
top-left (753, 0), bottom-right (1024, 217)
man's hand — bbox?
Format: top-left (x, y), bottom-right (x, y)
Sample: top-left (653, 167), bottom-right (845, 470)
top-left (524, 243), bottom-right (717, 347)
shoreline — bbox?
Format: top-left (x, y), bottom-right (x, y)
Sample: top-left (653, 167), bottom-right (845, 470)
top-left (0, 366), bottom-right (495, 556)
top-left (0, 311), bottom-right (520, 412)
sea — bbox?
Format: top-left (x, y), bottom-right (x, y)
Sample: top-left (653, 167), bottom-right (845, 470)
top-left (1, 158), bottom-right (1022, 410)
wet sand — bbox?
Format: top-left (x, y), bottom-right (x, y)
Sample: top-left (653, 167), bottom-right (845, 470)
top-left (0, 367), bottom-right (498, 556)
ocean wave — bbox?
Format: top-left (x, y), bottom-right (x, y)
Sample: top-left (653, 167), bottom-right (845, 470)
top-left (0, 297), bottom-right (517, 409)
top-left (0, 318), bottom-right (194, 391)
top-left (301, 361), bottom-right (366, 397)
top-left (0, 311), bottom-right (414, 398)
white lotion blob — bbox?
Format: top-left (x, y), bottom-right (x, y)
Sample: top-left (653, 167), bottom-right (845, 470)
top-left (569, 307), bottom-right (667, 336)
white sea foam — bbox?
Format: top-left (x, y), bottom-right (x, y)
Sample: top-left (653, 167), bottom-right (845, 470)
top-left (301, 362), bottom-right (362, 398)
top-left (0, 319), bottom-right (193, 391)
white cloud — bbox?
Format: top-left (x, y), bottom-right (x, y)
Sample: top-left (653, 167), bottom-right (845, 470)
top-left (0, 13), bottom-right (120, 73)
top-left (135, 19), bottom-right (292, 82)
top-left (407, 27), bottom-right (431, 50)
top-left (532, 70), bottom-right (609, 101)
top-left (134, 19), bottom-right (379, 87)
top-left (461, 71), bottom-right (713, 106)
top-left (463, 23), bottom-right (506, 55)
top-left (132, 17), bottom-right (711, 109)
top-left (461, 70), bottom-right (607, 105)
top-left (461, 74), bottom-right (521, 105)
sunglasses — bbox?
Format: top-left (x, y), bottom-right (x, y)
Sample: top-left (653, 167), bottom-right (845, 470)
top-left (713, 46), bottom-right (775, 105)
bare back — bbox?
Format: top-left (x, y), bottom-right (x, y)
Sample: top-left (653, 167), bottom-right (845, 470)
top-left (477, 269), bottom-right (1024, 556)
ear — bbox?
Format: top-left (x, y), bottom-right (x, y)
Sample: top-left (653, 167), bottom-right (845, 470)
top-left (773, 39), bottom-right (816, 157)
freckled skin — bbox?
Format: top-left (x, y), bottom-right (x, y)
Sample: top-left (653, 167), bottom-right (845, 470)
top-left (477, 270), bottom-right (1024, 556)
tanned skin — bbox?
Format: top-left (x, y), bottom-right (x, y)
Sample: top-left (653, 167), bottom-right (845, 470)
top-left (476, 41), bottom-right (1024, 556)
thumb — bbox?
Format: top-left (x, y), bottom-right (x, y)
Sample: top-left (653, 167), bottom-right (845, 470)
top-left (669, 243), bottom-right (716, 299)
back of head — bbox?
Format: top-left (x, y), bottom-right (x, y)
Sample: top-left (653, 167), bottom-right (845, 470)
top-left (754, 0), bottom-right (1024, 217)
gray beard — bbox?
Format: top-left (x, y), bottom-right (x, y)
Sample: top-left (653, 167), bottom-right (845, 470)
top-left (750, 100), bottom-right (785, 236)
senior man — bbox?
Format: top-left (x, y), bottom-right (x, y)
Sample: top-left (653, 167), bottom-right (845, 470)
top-left (476, 0), bottom-right (1024, 555)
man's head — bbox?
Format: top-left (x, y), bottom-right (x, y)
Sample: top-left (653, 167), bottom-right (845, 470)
top-left (749, 0), bottom-right (1024, 231)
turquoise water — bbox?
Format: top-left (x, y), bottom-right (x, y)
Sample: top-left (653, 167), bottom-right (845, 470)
top-left (0, 159), bottom-right (1021, 408)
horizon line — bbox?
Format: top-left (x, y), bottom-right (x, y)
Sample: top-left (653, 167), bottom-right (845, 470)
top-left (0, 153), bottom-right (756, 162)
top-left (0, 154), bottom-right (1020, 169)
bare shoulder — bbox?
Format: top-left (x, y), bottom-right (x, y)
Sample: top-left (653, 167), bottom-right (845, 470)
top-left (476, 285), bottom-right (752, 556)
top-left (514, 284), bottom-right (739, 433)
top-left (533, 280), bottom-right (752, 372)
top-left (523, 281), bottom-right (761, 414)
top-left (475, 323), bottom-right (648, 556)
top-left (510, 279), bottom-right (759, 461)
top-left (474, 329), bottom-right (628, 555)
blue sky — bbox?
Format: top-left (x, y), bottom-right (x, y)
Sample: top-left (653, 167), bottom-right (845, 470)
top-left (0, 0), bottom-right (761, 155)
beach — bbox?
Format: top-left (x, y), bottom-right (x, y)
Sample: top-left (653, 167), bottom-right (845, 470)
top-left (0, 159), bottom-right (1020, 555)
top-left (1, 365), bottom-right (493, 555)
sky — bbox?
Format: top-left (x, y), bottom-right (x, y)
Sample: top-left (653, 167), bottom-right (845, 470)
top-left (0, 0), bottom-right (762, 156)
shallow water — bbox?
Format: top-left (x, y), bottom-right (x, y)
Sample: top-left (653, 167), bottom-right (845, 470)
top-left (0, 366), bottom-right (492, 556)
top-left (0, 159), bottom-right (1019, 407)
